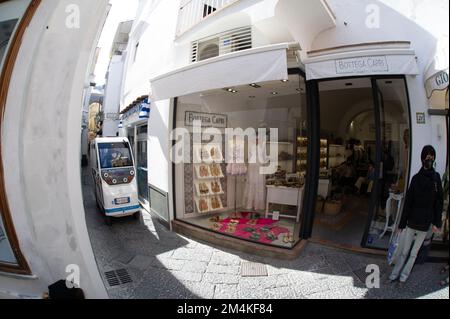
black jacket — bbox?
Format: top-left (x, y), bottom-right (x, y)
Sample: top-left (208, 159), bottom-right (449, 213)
top-left (399, 168), bottom-right (444, 232)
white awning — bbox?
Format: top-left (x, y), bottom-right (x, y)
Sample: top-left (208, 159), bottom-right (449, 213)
top-left (305, 50), bottom-right (419, 81)
top-left (150, 43), bottom-right (289, 101)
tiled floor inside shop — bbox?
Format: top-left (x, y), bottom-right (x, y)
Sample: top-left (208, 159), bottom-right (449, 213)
top-left (312, 194), bottom-right (391, 249)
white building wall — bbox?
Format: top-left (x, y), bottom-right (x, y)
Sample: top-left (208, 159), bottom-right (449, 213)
top-left (103, 55), bottom-right (125, 137)
top-left (1, 0), bottom-right (109, 298)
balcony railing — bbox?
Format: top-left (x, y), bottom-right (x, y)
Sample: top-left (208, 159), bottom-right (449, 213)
top-left (177, 0), bottom-right (240, 37)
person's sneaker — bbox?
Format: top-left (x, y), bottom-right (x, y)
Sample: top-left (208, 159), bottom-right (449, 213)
top-left (385, 277), bottom-right (397, 284)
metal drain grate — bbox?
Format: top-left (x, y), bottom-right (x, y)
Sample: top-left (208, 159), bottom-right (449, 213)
top-left (241, 262), bottom-right (268, 277)
top-left (104, 269), bottom-right (133, 287)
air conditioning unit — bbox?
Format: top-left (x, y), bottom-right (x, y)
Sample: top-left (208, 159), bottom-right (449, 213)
top-left (191, 26), bottom-right (252, 63)
top-left (196, 38), bottom-right (220, 62)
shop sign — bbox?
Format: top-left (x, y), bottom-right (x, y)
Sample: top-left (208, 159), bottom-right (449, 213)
top-left (139, 99), bottom-right (151, 119)
top-left (426, 70), bottom-right (449, 98)
top-left (122, 105), bottom-right (139, 121)
top-left (335, 56), bottom-right (388, 75)
top-left (105, 113), bottom-right (120, 120)
top-left (185, 111), bottom-right (228, 128)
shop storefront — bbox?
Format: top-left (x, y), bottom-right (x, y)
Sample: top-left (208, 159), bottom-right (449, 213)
top-left (147, 42), bottom-right (447, 256)
top-left (172, 70), bottom-right (307, 249)
top-left (120, 96), bottom-right (151, 210)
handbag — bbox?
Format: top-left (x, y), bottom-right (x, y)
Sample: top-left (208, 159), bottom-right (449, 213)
top-left (387, 230), bottom-right (403, 266)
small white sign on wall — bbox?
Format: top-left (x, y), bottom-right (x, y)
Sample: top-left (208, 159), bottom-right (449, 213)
top-left (272, 211), bottom-right (280, 221)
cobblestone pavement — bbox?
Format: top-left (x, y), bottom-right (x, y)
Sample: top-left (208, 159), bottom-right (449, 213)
top-left (82, 168), bottom-right (449, 299)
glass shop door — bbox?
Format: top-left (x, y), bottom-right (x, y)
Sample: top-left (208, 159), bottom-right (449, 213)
top-left (136, 125), bottom-right (149, 204)
top-left (362, 77), bottom-right (411, 249)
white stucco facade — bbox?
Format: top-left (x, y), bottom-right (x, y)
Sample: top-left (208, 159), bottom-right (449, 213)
top-left (0, 0), bottom-right (110, 298)
top-left (119, 0), bottom-right (448, 223)
top-left (103, 55), bottom-right (126, 137)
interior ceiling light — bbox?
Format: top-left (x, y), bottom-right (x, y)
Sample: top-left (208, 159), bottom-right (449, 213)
top-left (249, 83), bottom-right (261, 88)
top-left (271, 92), bottom-right (278, 95)
top-left (281, 79), bottom-right (289, 82)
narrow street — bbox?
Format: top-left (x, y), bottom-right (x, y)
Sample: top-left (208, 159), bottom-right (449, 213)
top-left (82, 167), bottom-right (449, 299)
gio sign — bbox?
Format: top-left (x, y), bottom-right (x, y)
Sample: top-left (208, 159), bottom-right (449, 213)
top-left (426, 69), bottom-right (449, 99)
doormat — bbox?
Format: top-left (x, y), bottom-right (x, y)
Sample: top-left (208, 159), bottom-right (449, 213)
top-left (241, 262), bottom-right (268, 277)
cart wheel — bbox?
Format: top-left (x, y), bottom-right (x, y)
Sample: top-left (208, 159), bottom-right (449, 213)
top-left (105, 216), bottom-right (112, 226)
top-left (133, 212), bottom-right (140, 220)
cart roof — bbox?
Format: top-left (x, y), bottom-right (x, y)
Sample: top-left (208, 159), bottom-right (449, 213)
top-left (94, 137), bottom-right (130, 144)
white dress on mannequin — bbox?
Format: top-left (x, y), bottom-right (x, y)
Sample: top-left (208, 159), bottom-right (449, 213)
top-left (243, 142), bottom-right (267, 211)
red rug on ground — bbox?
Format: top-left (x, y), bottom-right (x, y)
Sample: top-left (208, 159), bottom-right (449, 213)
top-left (213, 212), bottom-right (290, 244)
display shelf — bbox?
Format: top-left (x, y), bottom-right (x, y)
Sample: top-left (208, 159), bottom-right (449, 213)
top-left (194, 180), bottom-right (225, 197)
top-left (195, 196), bottom-right (224, 213)
top-left (193, 143), bottom-right (224, 163)
top-left (193, 142), bottom-right (226, 214)
top-left (266, 141), bottom-right (296, 174)
top-left (296, 137), bottom-right (328, 176)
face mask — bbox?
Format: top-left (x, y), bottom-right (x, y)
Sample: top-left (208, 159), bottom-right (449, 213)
top-left (424, 159), bottom-right (435, 170)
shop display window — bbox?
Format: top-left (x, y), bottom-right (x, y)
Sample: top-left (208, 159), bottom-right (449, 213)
top-left (174, 73), bottom-right (307, 248)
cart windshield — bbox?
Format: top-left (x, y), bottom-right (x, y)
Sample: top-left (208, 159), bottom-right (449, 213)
top-left (98, 141), bottom-right (133, 169)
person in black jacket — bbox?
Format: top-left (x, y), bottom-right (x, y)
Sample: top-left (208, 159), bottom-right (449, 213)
top-left (389, 145), bottom-right (444, 284)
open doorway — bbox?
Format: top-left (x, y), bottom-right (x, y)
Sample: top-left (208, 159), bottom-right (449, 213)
top-left (312, 78), bottom-right (376, 248)
top-left (311, 77), bottom-right (411, 250)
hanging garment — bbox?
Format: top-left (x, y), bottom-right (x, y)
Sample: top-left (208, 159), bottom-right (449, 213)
top-left (226, 163), bottom-right (248, 176)
top-left (226, 140), bottom-right (248, 176)
top-left (243, 143), bottom-right (267, 211)
top-left (243, 163), bottom-right (266, 211)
